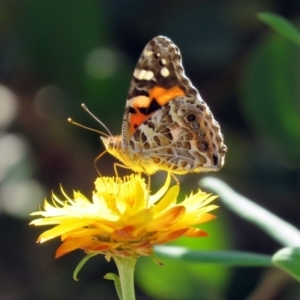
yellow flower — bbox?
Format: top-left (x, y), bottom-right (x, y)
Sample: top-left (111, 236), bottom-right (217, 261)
top-left (30, 173), bottom-right (218, 260)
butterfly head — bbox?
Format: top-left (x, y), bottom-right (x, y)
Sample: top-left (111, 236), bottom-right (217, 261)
top-left (100, 135), bottom-right (131, 170)
top-left (100, 135), bottom-right (122, 152)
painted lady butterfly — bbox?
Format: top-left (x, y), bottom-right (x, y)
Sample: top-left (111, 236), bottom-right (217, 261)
top-left (101, 36), bottom-right (227, 175)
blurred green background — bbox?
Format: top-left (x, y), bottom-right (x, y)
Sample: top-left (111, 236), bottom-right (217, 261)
top-left (0, 1), bottom-right (299, 299)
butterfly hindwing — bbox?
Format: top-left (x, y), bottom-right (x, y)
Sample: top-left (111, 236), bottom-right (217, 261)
top-left (128, 96), bottom-right (226, 173)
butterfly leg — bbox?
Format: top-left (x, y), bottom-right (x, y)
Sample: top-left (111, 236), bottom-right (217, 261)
top-left (147, 175), bottom-right (151, 195)
top-left (113, 162), bottom-right (133, 177)
top-left (94, 150), bottom-right (108, 176)
top-left (171, 173), bottom-right (179, 185)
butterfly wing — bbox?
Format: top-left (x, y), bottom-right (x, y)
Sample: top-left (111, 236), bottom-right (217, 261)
top-left (122, 36), bottom-right (202, 146)
top-left (129, 96), bottom-right (227, 174)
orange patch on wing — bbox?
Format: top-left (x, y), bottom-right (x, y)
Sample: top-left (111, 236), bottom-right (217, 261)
top-left (149, 86), bottom-right (185, 105)
top-left (129, 96), bottom-right (150, 134)
top-left (129, 85), bottom-right (185, 135)
top-left (129, 111), bottom-right (148, 135)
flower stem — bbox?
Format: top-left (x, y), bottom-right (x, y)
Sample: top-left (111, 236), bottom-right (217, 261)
top-left (113, 256), bottom-right (137, 300)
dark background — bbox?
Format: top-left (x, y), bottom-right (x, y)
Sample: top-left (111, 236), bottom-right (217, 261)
top-left (0, 1), bottom-right (299, 299)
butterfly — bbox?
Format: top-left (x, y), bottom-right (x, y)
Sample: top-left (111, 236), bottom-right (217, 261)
top-left (100, 36), bottom-right (227, 176)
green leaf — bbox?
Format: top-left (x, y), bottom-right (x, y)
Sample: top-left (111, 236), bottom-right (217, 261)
top-left (104, 273), bottom-right (122, 300)
top-left (73, 253), bottom-right (99, 281)
top-left (273, 247), bottom-right (300, 282)
top-left (258, 12), bottom-right (300, 47)
top-left (200, 177), bottom-right (300, 247)
top-left (241, 32), bottom-right (300, 166)
top-left (155, 246), bottom-right (272, 267)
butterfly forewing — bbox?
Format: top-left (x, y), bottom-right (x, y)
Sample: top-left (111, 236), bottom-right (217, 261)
top-left (122, 36), bottom-right (200, 143)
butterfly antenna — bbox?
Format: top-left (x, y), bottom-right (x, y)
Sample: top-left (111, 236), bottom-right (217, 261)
top-left (67, 118), bottom-right (110, 138)
top-left (81, 103), bottom-right (113, 136)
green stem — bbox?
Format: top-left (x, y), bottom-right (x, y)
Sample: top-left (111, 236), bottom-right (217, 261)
top-left (113, 256), bottom-right (137, 300)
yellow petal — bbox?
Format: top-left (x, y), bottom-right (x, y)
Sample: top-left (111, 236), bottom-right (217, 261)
top-left (148, 172), bottom-right (171, 206)
top-left (183, 227), bottom-right (209, 237)
top-left (153, 185), bottom-right (179, 215)
top-left (147, 206), bottom-right (186, 231)
top-left (38, 220), bottom-right (90, 243)
top-left (56, 236), bottom-right (94, 258)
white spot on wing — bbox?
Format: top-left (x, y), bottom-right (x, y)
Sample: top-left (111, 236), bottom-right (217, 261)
top-left (160, 58), bottom-right (167, 65)
top-left (160, 67), bottom-right (169, 77)
top-left (133, 69), bottom-right (146, 80)
top-left (133, 69), bottom-right (155, 81)
top-left (144, 70), bottom-right (154, 80)
top-left (144, 50), bottom-right (153, 57)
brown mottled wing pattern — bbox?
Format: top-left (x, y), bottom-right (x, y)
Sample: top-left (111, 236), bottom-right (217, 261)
top-left (128, 96), bottom-right (226, 174)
